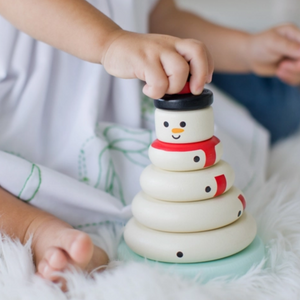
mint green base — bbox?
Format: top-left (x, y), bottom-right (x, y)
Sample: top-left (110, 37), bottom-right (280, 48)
top-left (118, 235), bottom-right (265, 282)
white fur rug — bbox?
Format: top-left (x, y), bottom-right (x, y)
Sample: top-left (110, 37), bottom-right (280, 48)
top-left (1, 132), bottom-right (300, 299)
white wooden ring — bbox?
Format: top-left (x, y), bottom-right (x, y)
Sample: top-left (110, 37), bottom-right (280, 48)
top-left (132, 187), bottom-right (246, 232)
top-left (140, 160), bottom-right (235, 202)
top-left (149, 136), bottom-right (223, 171)
top-left (124, 212), bottom-right (257, 263)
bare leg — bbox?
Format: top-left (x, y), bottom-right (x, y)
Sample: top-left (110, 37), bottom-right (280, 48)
top-left (0, 188), bottom-right (109, 282)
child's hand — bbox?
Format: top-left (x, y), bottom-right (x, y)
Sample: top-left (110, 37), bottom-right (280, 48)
top-left (277, 56), bottom-right (300, 86)
top-left (246, 24), bottom-right (300, 85)
top-left (101, 30), bottom-right (213, 99)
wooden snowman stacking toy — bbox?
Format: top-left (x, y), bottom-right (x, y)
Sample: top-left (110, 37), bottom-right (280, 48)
top-left (119, 86), bottom-right (264, 279)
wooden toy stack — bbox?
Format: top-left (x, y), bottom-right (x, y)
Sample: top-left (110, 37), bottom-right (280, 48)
top-left (119, 86), bottom-right (264, 279)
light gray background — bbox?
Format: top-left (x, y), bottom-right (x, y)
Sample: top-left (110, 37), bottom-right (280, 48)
top-left (176, 0), bottom-right (300, 32)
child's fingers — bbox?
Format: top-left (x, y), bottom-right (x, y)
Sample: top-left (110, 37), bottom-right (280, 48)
top-left (276, 59), bottom-right (300, 86)
top-left (272, 28), bottom-right (300, 60)
top-left (276, 23), bottom-right (300, 44)
top-left (176, 39), bottom-right (213, 95)
top-left (160, 51), bottom-right (189, 95)
top-left (142, 61), bottom-right (169, 99)
top-left (189, 48), bottom-right (214, 94)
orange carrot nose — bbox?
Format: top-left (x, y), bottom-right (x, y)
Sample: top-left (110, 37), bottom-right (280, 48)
top-left (172, 128), bottom-right (184, 133)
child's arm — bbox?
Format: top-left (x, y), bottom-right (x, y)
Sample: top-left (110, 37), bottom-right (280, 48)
top-left (0, 0), bottom-right (120, 64)
top-left (0, 0), bottom-right (213, 98)
top-left (150, 0), bottom-right (300, 85)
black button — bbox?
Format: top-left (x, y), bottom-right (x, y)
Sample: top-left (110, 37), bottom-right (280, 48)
top-left (194, 156), bottom-right (200, 162)
top-left (177, 251), bottom-right (183, 258)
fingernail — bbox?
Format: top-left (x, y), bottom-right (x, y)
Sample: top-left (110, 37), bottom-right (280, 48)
top-left (43, 265), bottom-right (50, 276)
top-left (49, 251), bottom-right (58, 266)
top-left (194, 87), bottom-right (204, 95)
top-left (38, 261), bottom-right (48, 275)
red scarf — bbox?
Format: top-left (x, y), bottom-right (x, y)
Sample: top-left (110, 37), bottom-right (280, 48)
top-left (151, 136), bottom-right (220, 168)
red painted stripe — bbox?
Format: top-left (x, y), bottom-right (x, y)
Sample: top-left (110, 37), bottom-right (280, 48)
top-left (214, 175), bottom-right (227, 197)
top-left (178, 82), bottom-right (191, 94)
top-left (238, 194), bottom-right (246, 210)
top-left (204, 146), bottom-right (216, 168)
top-left (152, 136), bottom-right (219, 152)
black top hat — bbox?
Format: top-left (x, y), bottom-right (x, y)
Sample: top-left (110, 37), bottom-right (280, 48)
top-left (153, 88), bottom-right (213, 111)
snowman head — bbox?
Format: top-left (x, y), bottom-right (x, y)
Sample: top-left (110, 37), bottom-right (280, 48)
top-left (153, 89), bottom-right (214, 143)
top-left (155, 107), bottom-right (214, 143)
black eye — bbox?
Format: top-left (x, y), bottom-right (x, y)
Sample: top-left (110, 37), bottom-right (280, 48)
top-left (205, 186), bottom-right (211, 193)
top-left (164, 121), bottom-right (169, 127)
top-left (180, 121), bottom-right (186, 128)
top-left (177, 251), bottom-right (183, 258)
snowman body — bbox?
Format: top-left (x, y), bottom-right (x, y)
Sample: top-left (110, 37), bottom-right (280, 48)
top-left (124, 89), bottom-right (257, 263)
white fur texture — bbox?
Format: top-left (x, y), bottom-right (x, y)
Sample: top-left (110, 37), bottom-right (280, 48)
top-left (1, 132), bottom-right (300, 299)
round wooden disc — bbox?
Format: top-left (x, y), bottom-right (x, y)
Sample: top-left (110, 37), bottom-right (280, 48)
top-left (140, 160), bottom-right (235, 202)
top-left (124, 212), bottom-right (257, 263)
top-left (132, 187), bottom-right (246, 232)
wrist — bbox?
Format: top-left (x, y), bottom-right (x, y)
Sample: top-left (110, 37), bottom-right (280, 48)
top-left (208, 29), bottom-right (253, 73)
top-left (236, 32), bottom-right (253, 72)
top-left (100, 28), bottom-right (128, 66)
